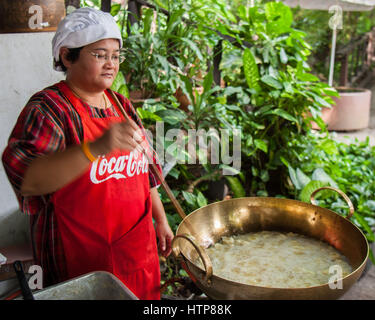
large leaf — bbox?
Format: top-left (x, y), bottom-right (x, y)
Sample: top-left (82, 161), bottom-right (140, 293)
top-left (254, 139), bottom-right (268, 153)
top-left (279, 47), bottom-right (288, 64)
top-left (300, 180), bottom-right (329, 203)
top-left (297, 73), bottom-right (319, 82)
top-left (220, 164), bottom-right (241, 175)
top-left (288, 166), bottom-right (301, 190)
top-left (312, 168), bottom-right (339, 189)
top-left (320, 139), bottom-right (339, 155)
top-left (180, 38), bottom-right (204, 61)
top-left (260, 75), bottom-right (283, 89)
top-left (279, 155), bottom-right (290, 167)
top-left (353, 213), bottom-right (375, 242)
top-left (202, 68), bottom-right (214, 99)
top-left (238, 5), bottom-right (248, 21)
top-left (110, 3), bottom-right (121, 16)
top-left (283, 81), bottom-right (293, 94)
top-left (309, 92), bottom-right (332, 108)
top-left (196, 191), bottom-right (208, 207)
top-left (182, 191), bottom-right (197, 207)
top-left (118, 84), bottom-right (129, 99)
top-left (288, 167), bottom-right (311, 190)
top-left (136, 109), bottom-right (162, 121)
top-left (156, 109), bottom-right (187, 125)
top-left (111, 71), bottom-right (126, 91)
top-left (142, 8), bottom-right (154, 35)
top-left (260, 170), bottom-right (270, 182)
top-left (265, 2), bottom-right (293, 34)
top-left (165, 9), bottom-right (184, 33)
top-left (243, 48), bottom-right (260, 92)
top-left (225, 176), bottom-right (246, 198)
top-left (179, 75), bottom-right (195, 107)
top-left (312, 116), bottom-right (326, 130)
top-left (322, 87), bottom-right (340, 98)
top-left (155, 54), bottom-right (170, 73)
top-left (296, 168), bottom-right (311, 189)
top-left (264, 109), bottom-right (298, 123)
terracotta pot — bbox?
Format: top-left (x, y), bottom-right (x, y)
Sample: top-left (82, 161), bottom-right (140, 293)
top-left (0, 0), bottom-right (66, 33)
top-left (310, 107), bottom-right (335, 130)
top-left (129, 90), bottom-right (144, 101)
top-left (174, 87), bottom-right (190, 112)
top-left (174, 86), bottom-right (204, 112)
top-left (312, 87), bottom-right (371, 131)
top-left (128, 90), bottom-right (160, 108)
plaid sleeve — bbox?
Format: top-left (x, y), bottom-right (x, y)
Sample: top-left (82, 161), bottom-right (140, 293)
top-left (2, 100), bottom-right (66, 215)
top-left (114, 92), bottom-right (163, 188)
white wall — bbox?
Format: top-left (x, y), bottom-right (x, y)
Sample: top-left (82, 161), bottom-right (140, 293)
top-left (0, 32), bottom-right (64, 247)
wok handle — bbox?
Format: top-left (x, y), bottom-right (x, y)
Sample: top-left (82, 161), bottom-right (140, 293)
top-left (310, 186), bottom-right (354, 219)
top-left (172, 234), bottom-right (213, 285)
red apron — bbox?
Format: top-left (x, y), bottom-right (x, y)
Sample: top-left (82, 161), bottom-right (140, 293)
top-left (51, 81), bottom-right (160, 300)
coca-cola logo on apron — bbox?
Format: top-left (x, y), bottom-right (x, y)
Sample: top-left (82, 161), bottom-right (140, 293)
top-left (90, 150), bottom-right (149, 184)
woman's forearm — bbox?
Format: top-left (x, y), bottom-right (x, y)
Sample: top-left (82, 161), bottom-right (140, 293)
top-left (150, 187), bottom-right (174, 256)
top-left (20, 144), bottom-right (91, 196)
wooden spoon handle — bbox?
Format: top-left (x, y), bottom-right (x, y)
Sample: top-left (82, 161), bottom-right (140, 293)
top-left (108, 90), bottom-right (187, 220)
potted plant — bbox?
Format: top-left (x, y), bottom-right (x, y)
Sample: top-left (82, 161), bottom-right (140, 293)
top-left (119, 6), bottom-right (207, 108)
top-left (312, 87), bottom-right (372, 131)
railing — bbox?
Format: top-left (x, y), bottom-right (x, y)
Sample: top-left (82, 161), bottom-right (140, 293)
top-left (336, 27), bottom-right (375, 87)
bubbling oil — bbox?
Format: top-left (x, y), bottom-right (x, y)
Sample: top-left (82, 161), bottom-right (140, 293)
top-left (199, 231), bottom-right (352, 288)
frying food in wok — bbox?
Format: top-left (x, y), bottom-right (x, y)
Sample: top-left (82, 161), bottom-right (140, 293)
top-left (199, 231), bottom-right (352, 288)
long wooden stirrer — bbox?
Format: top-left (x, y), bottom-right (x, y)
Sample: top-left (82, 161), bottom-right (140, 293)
top-left (108, 90), bottom-right (187, 220)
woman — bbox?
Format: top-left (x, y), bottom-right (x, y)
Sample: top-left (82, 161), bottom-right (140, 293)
top-left (2, 7), bottom-right (173, 300)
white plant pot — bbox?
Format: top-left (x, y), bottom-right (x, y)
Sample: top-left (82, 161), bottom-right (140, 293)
top-left (312, 87), bottom-right (371, 131)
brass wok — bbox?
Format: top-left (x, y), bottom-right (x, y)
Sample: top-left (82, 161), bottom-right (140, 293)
top-left (171, 187), bottom-right (369, 300)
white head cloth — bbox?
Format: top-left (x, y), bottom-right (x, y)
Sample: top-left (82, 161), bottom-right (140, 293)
top-left (52, 7), bottom-right (123, 71)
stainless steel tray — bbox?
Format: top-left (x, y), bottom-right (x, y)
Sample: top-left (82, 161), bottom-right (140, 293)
top-left (20, 271), bottom-right (138, 300)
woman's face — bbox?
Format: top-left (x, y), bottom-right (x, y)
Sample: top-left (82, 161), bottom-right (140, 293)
top-left (63, 38), bottom-right (121, 92)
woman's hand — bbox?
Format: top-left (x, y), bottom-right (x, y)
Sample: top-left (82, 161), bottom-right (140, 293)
top-left (155, 219), bottom-right (174, 257)
top-left (90, 118), bottom-right (145, 157)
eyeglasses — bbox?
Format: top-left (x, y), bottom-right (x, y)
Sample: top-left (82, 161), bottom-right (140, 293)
top-left (89, 51), bottom-right (126, 64)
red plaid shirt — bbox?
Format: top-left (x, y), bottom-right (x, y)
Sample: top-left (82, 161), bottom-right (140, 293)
top-left (2, 83), bottom-right (162, 286)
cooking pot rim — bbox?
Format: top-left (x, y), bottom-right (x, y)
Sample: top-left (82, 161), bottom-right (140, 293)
top-left (176, 196), bottom-right (370, 290)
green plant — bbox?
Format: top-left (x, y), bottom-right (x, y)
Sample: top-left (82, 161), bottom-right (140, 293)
top-left (120, 12), bottom-right (176, 99)
top-left (119, 4), bottom-right (209, 101)
top-left (284, 132), bottom-right (375, 262)
top-left (80, 0), bottom-right (100, 9)
top-left (197, 1), bottom-right (337, 197)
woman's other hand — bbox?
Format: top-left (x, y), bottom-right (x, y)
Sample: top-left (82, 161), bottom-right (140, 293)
top-left (150, 188), bottom-right (174, 257)
top-left (90, 118), bottom-right (144, 157)
top-left (155, 219), bottom-right (174, 257)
